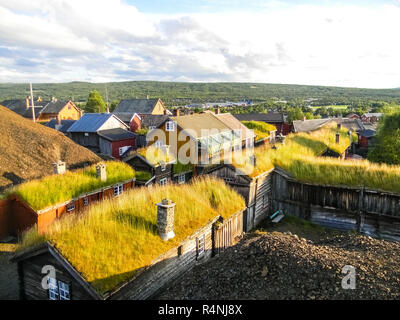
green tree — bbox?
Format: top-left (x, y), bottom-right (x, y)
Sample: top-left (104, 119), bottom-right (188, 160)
top-left (110, 99), bottom-right (119, 112)
top-left (85, 90), bottom-right (106, 113)
top-left (368, 113), bottom-right (400, 164)
top-left (287, 107), bottom-right (304, 123)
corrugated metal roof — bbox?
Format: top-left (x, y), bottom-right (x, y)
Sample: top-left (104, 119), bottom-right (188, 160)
top-left (97, 128), bottom-right (136, 141)
top-left (67, 113), bottom-right (113, 132)
top-left (114, 99), bottom-right (160, 114)
top-left (233, 112), bottom-right (285, 123)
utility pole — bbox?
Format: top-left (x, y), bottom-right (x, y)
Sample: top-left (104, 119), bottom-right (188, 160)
top-left (29, 82), bottom-right (36, 123)
top-left (105, 84), bottom-right (110, 113)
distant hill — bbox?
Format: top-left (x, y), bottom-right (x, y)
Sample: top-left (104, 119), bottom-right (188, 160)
top-left (0, 105), bottom-right (101, 191)
top-left (1, 81), bottom-right (400, 106)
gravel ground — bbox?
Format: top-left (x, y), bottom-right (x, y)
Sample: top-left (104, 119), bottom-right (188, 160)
top-left (156, 218), bottom-right (400, 300)
top-left (0, 241), bottom-right (19, 300)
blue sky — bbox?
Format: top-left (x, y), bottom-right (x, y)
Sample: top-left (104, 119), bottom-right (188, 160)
top-left (0, 0), bottom-right (399, 87)
top-left (127, 0), bottom-right (394, 13)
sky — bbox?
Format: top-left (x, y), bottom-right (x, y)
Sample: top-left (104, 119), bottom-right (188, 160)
top-left (0, 0), bottom-right (399, 88)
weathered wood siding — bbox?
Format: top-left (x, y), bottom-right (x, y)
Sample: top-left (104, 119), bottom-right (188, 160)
top-left (213, 211), bottom-right (243, 255)
top-left (272, 169), bottom-right (400, 242)
top-left (206, 165), bottom-right (273, 231)
top-left (0, 199), bottom-right (11, 239)
top-left (19, 252), bottom-right (93, 300)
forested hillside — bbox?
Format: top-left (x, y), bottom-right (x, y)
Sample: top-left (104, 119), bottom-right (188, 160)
top-left (1, 81), bottom-right (400, 107)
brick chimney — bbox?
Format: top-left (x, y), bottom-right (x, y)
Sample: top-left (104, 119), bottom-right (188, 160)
top-left (174, 109), bottom-right (180, 117)
top-left (156, 199), bottom-right (175, 241)
top-left (53, 161), bottom-right (66, 174)
top-left (336, 133), bottom-right (340, 144)
top-left (96, 163), bottom-right (107, 182)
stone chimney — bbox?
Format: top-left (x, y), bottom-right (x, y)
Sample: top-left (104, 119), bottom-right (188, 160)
top-left (215, 107), bottom-right (220, 114)
top-left (174, 109), bottom-right (180, 117)
top-left (96, 163), bottom-right (107, 182)
top-left (156, 199), bottom-right (175, 241)
top-left (53, 161), bottom-right (66, 174)
top-left (336, 133), bottom-right (340, 144)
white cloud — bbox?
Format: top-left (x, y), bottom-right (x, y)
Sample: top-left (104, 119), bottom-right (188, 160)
top-left (0, 1), bottom-right (399, 88)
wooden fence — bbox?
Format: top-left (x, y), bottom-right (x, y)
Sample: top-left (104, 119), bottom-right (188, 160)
top-left (213, 211), bottom-right (243, 255)
top-left (272, 168), bottom-right (400, 242)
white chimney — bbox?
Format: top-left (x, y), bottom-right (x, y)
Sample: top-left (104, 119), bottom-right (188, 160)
top-left (156, 199), bottom-right (175, 241)
top-left (96, 163), bottom-right (107, 182)
top-left (53, 161), bottom-right (66, 174)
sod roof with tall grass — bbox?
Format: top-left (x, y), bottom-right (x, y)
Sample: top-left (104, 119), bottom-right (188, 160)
top-left (136, 145), bottom-right (175, 166)
top-left (7, 161), bottom-right (135, 211)
top-left (20, 176), bottom-right (246, 295)
top-left (241, 120), bottom-right (276, 141)
top-left (228, 122), bottom-right (400, 192)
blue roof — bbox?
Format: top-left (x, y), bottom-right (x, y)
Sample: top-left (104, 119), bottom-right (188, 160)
top-left (67, 113), bottom-right (114, 133)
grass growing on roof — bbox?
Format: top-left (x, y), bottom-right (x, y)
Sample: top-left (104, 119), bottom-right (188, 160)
top-left (8, 161), bottom-right (135, 211)
top-left (19, 176), bottom-right (245, 294)
top-left (241, 121), bottom-right (276, 141)
top-left (135, 170), bottom-right (152, 181)
top-left (137, 145), bottom-right (175, 166)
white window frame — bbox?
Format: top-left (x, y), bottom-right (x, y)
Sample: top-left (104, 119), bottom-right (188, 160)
top-left (155, 140), bottom-right (163, 148)
top-left (48, 277), bottom-right (70, 300)
top-left (114, 184), bottom-right (123, 197)
top-left (83, 197), bottom-right (89, 206)
top-left (84, 132), bottom-right (89, 137)
top-left (178, 174), bottom-right (185, 184)
top-left (159, 178), bottom-right (167, 186)
top-left (166, 121), bottom-right (175, 132)
top-left (66, 203), bottom-right (75, 212)
top-left (196, 234), bottom-right (205, 259)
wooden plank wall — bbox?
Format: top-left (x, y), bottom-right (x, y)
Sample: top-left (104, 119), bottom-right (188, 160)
top-left (213, 211), bottom-right (243, 255)
top-left (272, 170), bottom-right (400, 241)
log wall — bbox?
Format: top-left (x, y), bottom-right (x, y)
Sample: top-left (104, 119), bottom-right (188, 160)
top-left (272, 169), bottom-right (400, 242)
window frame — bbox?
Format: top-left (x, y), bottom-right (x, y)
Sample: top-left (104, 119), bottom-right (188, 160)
top-left (196, 234), bottom-right (205, 260)
top-left (178, 174), bottom-right (185, 184)
top-left (159, 177), bottom-right (167, 186)
top-left (114, 184), bottom-right (123, 197)
top-left (48, 277), bottom-right (70, 301)
top-left (83, 197), bottom-right (89, 206)
top-left (66, 202), bottom-right (75, 212)
top-left (165, 121), bottom-right (175, 132)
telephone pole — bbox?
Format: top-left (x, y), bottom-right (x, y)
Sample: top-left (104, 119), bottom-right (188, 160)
top-left (29, 83), bottom-right (36, 123)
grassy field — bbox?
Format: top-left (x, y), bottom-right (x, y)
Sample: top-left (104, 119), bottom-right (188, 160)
top-left (7, 161), bottom-right (135, 210)
top-left (19, 176), bottom-right (246, 294)
top-left (310, 105), bottom-right (349, 110)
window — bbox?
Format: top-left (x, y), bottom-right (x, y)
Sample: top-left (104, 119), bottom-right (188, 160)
top-left (196, 234), bottom-right (205, 259)
top-left (84, 132), bottom-right (89, 137)
top-left (68, 106), bottom-right (71, 110)
top-left (48, 278), bottom-right (70, 300)
top-left (160, 162), bottom-right (166, 171)
top-left (148, 126), bottom-right (156, 131)
top-left (119, 147), bottom-right (124, 156)
top-left (155, 140), bottom-right (163, 148)
top-left (83, 197), bottom-right (89, 206)
top-left (178, 174), bottom-right (185, 184)
top-left (159, 178), bottom-right (167, 186)
top-left (114, 184), bottom-right (123, 197)
top-left (66, 203), bottom-right (75, 212)
top-left (166, 121), bottom-right (175, 132)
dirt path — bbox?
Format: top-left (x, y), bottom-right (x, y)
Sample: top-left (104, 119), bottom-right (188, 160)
top-left (156, 217), bottom-right (400, 300)
top-left (0, 241), bottom-right (19, 300)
